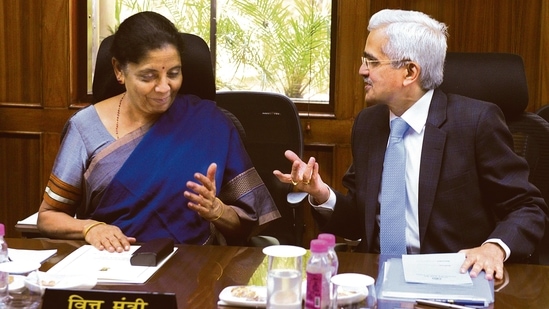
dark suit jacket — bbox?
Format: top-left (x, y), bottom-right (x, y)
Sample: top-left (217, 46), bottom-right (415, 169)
top-left (318, 89), bottom-right (547, 262)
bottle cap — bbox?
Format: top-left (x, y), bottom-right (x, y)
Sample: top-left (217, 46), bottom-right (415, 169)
top-left (317, 233), bottom-right (336, 246)
top-left (0, 223), bottom-right (4, 236)
top-left (310, 239), bottom-right (328, 253)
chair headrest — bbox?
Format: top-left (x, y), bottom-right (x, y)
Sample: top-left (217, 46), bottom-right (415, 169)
top-left (92, 33), bottom-right (215, 103)
top-left (439, 52), bottom-right (528, 120)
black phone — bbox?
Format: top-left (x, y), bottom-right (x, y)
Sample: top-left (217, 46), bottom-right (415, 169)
top-left (130, 238), bottom-right (174, 266)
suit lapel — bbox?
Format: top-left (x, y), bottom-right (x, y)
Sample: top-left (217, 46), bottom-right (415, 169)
top-left (418, 89), bottom-right (447, 247)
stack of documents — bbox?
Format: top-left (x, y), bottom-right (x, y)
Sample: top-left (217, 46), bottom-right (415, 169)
top-left (377, 253), bottom-right (494, 308)
top-left (46, 245), bottom-right (177, 284)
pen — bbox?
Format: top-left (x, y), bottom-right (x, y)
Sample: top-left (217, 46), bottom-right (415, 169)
top-left (416, 299), bottom-right (484, 309)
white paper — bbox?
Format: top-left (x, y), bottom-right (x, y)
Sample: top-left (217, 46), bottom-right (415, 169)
top-left (16, 212), bottom-right (38, 225)
top-left (402, 253), bottom-right (472, 285)
top-left (8, 248), bottom-right (57, 264)
top-left (379, 258), bottom-right (493, 305)
top-left (46, 245), bottom-right (177, 284)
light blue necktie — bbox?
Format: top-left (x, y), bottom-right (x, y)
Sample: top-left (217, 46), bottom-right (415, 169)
top-left (380, 117), bottom-right (409, 255)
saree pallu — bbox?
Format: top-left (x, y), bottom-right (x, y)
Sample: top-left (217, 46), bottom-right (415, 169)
top-left (86, 95), bottom-right (278, 244)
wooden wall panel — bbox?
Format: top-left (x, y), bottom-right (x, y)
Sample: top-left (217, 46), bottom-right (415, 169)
top-left (42, 0), bottom-right (70, 108)
top-left (0, 133), bottom-right (41, 237)
top-left (332, 0), bottom-right (370, 119)
top-left (0, 1), bottom-right (42, 104)
top-left (0, 0), bottom-right (73, 238)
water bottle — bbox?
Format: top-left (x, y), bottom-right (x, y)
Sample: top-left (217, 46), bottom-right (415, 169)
top-left (0, 224), bottom-right (7, 263)
top-left (318, 233), bottom-right (339, 276)
top-left (0, 223), bottom-right (9, 305)
top-left (305, 239), bottom-right (332, 309)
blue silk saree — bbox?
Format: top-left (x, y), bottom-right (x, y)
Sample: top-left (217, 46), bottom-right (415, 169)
top-left (45, 94), bottom-right (279, 244)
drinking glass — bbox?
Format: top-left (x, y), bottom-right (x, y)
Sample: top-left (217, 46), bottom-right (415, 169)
top-left (330, 273), bottom-right (377, 309)
top-left (0, 261), bottom-right (41, 309)
top-left (0, 269), bottom-right (8, 308)
top-left (263, 245), bottom-right (306, 309)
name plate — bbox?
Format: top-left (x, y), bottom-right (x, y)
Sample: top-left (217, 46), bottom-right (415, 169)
top-left (42, 289), bottom-right (177, 309)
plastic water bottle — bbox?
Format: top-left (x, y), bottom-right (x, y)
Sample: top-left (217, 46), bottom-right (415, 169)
top-left (318, 233), bottom-right (339, 276)
top-left (0, 224), bottom-right (7, 263)
top-left (305, 239), bottom-right (332, 309)
top-left (0, 223), bottom-right (9, 305)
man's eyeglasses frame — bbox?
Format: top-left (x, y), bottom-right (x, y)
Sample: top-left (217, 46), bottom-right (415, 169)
top-left (360, 56), bottom-right (409, 69)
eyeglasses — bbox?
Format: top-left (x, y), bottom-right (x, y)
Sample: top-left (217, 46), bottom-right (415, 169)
top-left (360, 56), bottom-right (407, 69)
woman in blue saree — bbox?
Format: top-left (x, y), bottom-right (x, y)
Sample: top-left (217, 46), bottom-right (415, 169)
top-left (37, 11), bottom-right (279, 252)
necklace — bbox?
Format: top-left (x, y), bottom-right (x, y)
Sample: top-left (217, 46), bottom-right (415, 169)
top-left (115, 92), bottom-right (126, 139)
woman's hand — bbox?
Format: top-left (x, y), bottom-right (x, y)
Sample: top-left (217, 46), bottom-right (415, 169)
top-left (83, 221), bottom-right (136, 253)
top-left (185, 163), bottom-right (224, 221)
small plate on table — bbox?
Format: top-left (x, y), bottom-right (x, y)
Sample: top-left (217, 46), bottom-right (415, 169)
top-left (0, 261), bottom-right (41, 275)
top-left (218, 285), bottom-right (267, 307)
top-left (24, 271), bottom-right (97, 295)
top-left (0, 261), bottom-right (41, 294)
top-left (8, 275), bottom-right (26, 293)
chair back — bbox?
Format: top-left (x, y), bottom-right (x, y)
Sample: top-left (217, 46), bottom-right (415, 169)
top-left (440, 52), bottom-right (549, 264)
top-left (536, 104), bottom-right (549, 123)
top-left (216, 91), bottom-right (305, 246)
top-left (440, 52), bottom-right (529, 121)
top-left (91, 32), bottom-right (246, 138)
top-left (92, 32), bottom-right (215, 103)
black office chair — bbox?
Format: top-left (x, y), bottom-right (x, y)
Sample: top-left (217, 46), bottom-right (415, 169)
top-left (216, 91), bottom-right (305, 246)
top-left (536, 104), bottom-right (549, 123)
top-left (93, 33), bottom-right (216, 102)
top-left (93, 33), bottom-right (247, 138)
top-left (440, 52), bottom-right (549, 264)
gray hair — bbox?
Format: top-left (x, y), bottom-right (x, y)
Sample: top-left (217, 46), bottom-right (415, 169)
top-left (368, 9), bottom-right (448, 90)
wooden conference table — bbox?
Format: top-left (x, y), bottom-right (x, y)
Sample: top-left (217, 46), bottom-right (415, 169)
top-left (6, 237), bottom-right (549, 309)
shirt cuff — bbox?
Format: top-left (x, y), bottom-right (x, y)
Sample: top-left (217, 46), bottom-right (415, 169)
top-left (483, 238), bottom-right (510, 261)
top-left (308, 186), bottom-right (336, 218)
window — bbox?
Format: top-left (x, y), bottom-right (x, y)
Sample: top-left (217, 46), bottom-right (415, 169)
top-left (87, 0), bottom-right (335, 114)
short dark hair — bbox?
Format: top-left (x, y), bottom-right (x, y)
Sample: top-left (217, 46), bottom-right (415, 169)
top-left (111, 11), bottom-right (185, 67)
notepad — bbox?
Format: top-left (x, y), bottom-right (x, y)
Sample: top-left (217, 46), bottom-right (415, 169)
top-left (46, 245), bottom-right (177, 284)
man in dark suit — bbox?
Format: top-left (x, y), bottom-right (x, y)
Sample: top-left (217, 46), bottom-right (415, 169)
top-left (274, 9), bottom-right (547, 280)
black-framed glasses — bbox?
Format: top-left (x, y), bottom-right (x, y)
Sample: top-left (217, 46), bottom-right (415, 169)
top-left (360, 56), bottom-right (407, 69)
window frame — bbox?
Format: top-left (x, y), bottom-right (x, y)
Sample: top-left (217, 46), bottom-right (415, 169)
top-left (73, 0), bottom-right (338, 116)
